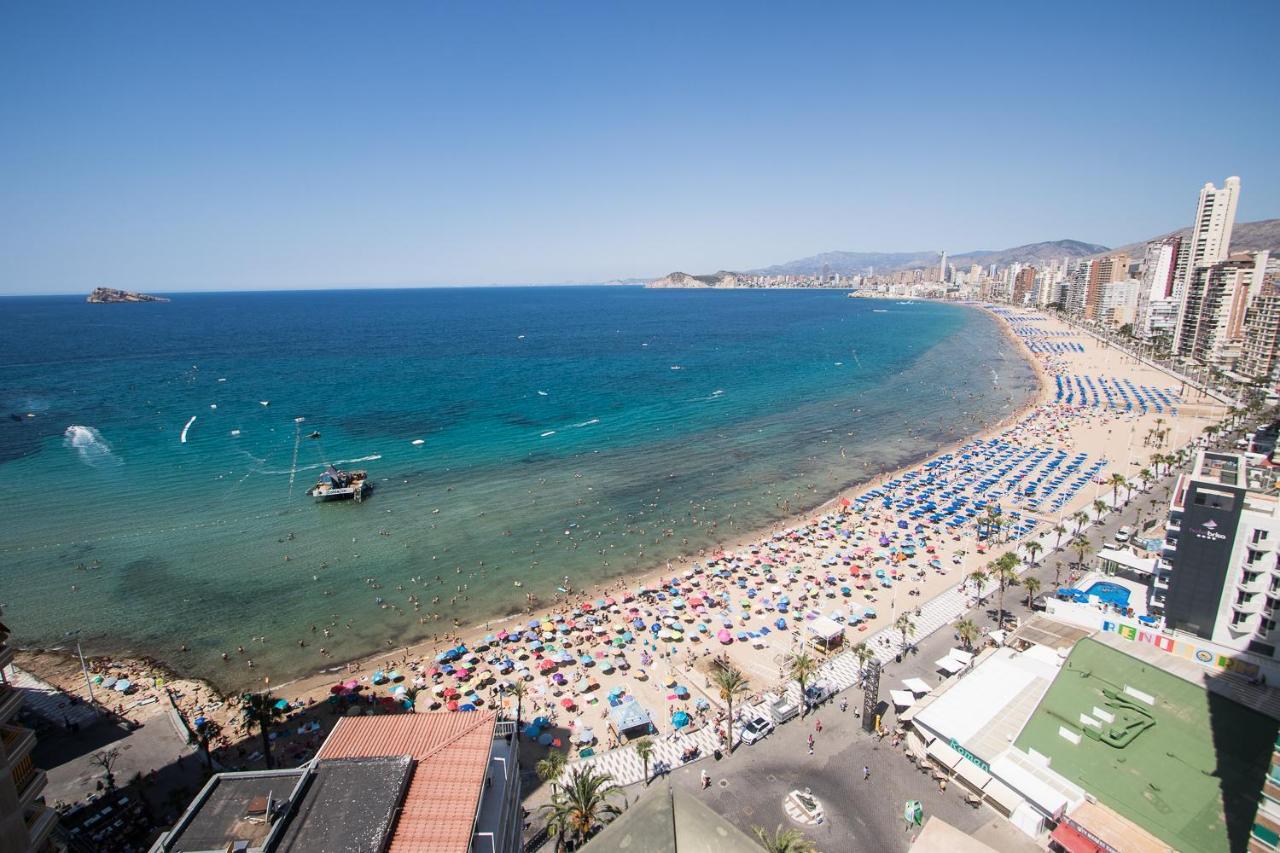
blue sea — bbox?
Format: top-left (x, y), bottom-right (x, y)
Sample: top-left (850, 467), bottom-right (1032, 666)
top-left (0, 287), bottom-right (1035, 689)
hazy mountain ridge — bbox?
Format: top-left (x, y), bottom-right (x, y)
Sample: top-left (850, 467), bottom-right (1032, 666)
top-left (1098, 218), bottom-right (1280, 259)
top-left (751, 239), bottom-right (1109, 276)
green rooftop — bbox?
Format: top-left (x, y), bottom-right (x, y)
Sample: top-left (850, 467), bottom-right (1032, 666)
top-left (1015, 638), bottom-right (1277, 853)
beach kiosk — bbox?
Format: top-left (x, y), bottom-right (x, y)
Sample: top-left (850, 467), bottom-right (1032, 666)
top-left (806, 616), bottom-right (845, 653)
top-left (607, 697), bottom-right (655, 742)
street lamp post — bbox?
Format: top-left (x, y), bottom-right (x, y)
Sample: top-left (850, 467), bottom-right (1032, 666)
top-left (65, 630), bottom-right (96, 707)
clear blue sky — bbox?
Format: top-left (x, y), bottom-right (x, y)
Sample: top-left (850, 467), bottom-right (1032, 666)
top-left (2, 1), bottom-right (1278, 293)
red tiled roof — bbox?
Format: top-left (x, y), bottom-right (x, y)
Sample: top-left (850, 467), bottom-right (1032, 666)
top-left (318, 711), bottom-right (497, 853)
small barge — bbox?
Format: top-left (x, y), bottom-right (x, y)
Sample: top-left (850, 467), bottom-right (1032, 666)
top-left (306, 465), bottom-right (371, 502)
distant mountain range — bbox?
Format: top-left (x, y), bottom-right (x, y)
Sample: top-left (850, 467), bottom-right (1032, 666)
top-left (736, 219), bottom-right (1280, 277)
top-left (1095, 217), bottom-right (1280, 260)
top-left (749, 239), bottom-right (1109, 277)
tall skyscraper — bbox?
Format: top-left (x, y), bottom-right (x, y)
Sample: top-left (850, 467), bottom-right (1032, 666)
top-left (1135, 237), bottom-right (1182, 338)
top-left (1012, 266), bottom-right (1037, 305)
top-left (1240, 268), bottom-right (1280, 384)
top-left (1174, 177), bottom-right (1241, 296)
top-left (938, 251), bottom-right (947, 283)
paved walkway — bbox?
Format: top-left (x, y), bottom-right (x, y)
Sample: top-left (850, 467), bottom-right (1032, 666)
top-left (9, 666), bottom-right (100, 728)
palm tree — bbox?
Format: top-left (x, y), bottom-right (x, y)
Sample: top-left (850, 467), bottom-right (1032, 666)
top-left (1023, 540), bottom-right (1042, 567)
top-left (633, 738), bottom-right (655, 787)
top-left (1138, 467), bottom-right (1153, 493)
top-left (402, 686), bottom-right (421, 713)
top-left (967, 568), bottom-right (988, 604)
top-left (1108, 473), bottom-right (1127, 507)
top-left (1071, 534), bottom-right (1090, 571)
top-left (1023, 576), bottom-right (1042, 608)
top-left (240, 691), bottom-right (286, 770)
top-left (1149, 452), bottom-right (1166, 477)
top-left (752, 824), bottom-right (817, 853)
top-left (1073, 510), bottom-right (1089, 535)
top-left (893, 613), bottom-right (916, 653)
top-left (1092, 498), bottom-right (1108, 523)
top-left (507, 680), bottom-right (528, 727)
top-left (710, 661), bottom-right (750, 754)
top-left (990, 553), bottom-right (1020, 626)
top-left (785, 650), bottom-right (819, 717)
top-left (541, 766), bottom-right (622, 849)
top-left (192, 718), bottom-right (222, 774)
top-left (1052, 524), bottom-right (1068, 552)
top-left (955, 618), bottom-right (979, 650)
top-left (536, 750), bottom-right (567, 791)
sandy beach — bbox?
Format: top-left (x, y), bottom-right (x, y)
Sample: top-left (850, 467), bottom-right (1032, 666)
top-left (21, 304), bottom-right (1224, 773)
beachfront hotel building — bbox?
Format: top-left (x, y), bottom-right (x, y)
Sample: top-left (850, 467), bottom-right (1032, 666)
top-left (1156, 450), bottom-right (1280, 660)
top-left (0, 622), bottom-right (57, 853)
top-left (153, 711), bottom-right (522, 853)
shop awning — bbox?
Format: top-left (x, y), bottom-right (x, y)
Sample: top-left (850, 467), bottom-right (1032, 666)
top-left (1050, 821), bottom-right (1106, 853)
top-left (925, 738), bottom-right (963, 770)
top-left (981, 777), bottom-right (1023, 815)
top-left (953, 757), bottom-right (992, 790)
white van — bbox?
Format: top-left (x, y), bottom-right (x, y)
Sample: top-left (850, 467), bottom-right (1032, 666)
top-left (1115, 526), bottom-right (1133, 543)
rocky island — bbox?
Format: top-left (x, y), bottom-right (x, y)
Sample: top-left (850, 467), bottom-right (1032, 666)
top-left (645, 270), bottom-right (742, 288)
top-left (86, 287), bottom-right (169, 303)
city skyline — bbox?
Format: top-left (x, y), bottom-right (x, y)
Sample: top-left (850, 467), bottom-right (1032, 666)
top-left (3, 2), bottom-right (1279, 294)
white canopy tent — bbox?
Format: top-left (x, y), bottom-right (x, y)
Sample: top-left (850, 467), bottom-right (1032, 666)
top-left (935, 656), bottom-right (964, 674)
top-left (889, 689), bottom-right (916, 709)
top-left (902, 677), bottom-right (931, 695)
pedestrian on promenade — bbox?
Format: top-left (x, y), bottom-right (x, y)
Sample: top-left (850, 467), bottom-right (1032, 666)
top-left (807, 734), bottom-right (814, 755)
top-left (815, 718), bottom-right (823, 733)
top-left (700, 769), bottom-right (710, 789)
top-left (839, 698), bottom-right (848, 713)
top-left (863, 765), bottom-right (871, 780)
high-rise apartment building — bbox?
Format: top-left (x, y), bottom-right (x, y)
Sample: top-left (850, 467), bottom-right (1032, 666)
top-left (1082, 254), bottom-right (1129, 320)
top-left (1136, 237), bottom-right (1182, 339)
top-left (1012, 266), bottom-right (1037, 306)
top-left (1174, 251), bottom-right (1271, 367)
top-left (0, 621), bottom-right (57, 853)
top-left (1174, 177), bottom-right (1242, 296)
top-left (1066, 260), bottom-right (1092, 316)
top-left (1240, 271), bottom-right (1280, 385)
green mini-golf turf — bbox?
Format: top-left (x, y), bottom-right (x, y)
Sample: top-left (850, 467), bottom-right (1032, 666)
top-left (1014, 638), bottom-right (1276, 853)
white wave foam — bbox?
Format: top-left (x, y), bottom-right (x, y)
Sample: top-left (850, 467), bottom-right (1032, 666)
top-left (64, 425), bottom-right (118, 465)
top-left (573, 418), bottom-right (600, 427)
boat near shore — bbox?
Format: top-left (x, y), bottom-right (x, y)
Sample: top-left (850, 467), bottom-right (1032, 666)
top-left (305, 465), bottom-right (371, 502)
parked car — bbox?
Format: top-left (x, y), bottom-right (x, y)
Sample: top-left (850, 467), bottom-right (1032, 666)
top-left (1115, 525), bottom-right (1133, 543)
top-left (803, 679), bottom-right (835, 708)
top-left (738, 713), bottom-right (774, 745)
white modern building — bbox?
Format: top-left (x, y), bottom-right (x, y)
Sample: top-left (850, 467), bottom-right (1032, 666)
top-left (1174, 251), bottom-right (1272, 367)
top-left (1173, 176), bottom-right (1241, 353)
top-left (1135, 237), bottom-right (1181, 339)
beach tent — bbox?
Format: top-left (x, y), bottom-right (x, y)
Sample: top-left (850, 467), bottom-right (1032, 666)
top-left (805, 615), bottom-right (845, 651)
top-left (609, 698), bottom-right (655, 738)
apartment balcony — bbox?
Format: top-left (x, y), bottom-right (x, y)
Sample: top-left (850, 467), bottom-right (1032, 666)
top-left (24, 804), bottom-right (57, 851)
top-left (0, 723), bottom-right (35, 768)
top-left (12, 760), bottom-right (46, 811)
top-left (1166, 518), bottom-right (1182, 534)
top-left (1234, 598), bottom-right (1264, 616)
top-left (1154, 574), bottom-right (1171, 592)
top-left (0, 684), bottom-right (22, 724)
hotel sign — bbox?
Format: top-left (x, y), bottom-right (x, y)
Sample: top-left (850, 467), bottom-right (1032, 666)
top-left (1190, 518), bottom-right (1228, 542)
top-left (948, 738), bottom-right (990, 772)
top-left (1061, 815), bottom-right (1120, 853)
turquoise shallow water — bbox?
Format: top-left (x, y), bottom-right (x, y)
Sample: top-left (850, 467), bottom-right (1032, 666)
top-left (0, 287), bottom-right (1035, 689)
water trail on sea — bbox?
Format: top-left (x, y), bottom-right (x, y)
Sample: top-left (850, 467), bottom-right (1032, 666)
top-left (288, 422), bottom-right (302, 497)
top-left (63, 425), bottom-right (118, 466)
